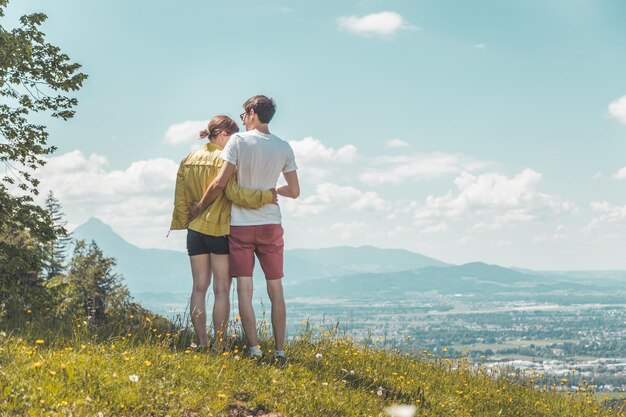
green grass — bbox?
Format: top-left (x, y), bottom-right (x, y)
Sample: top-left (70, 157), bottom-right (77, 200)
top-left (1, 320), bottom-right (625, 417)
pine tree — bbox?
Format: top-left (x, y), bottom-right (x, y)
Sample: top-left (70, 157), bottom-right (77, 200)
top-left (66, 240), bottom-right (126, 327)
top-left (43, 191), bottom-right (72, 279)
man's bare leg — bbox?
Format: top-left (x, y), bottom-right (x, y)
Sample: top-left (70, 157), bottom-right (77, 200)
top-left (211, 253), bottom-right (231, 350)
top-left (266, 278), bottom-right (286, 352)
top-left (236, 276), bottom-right (259, 350)
top-left (189, 254), bottom-right (211, 347)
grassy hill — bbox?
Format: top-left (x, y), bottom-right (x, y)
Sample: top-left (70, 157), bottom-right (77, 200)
top-left (1, 322), bottom-right (623, 417)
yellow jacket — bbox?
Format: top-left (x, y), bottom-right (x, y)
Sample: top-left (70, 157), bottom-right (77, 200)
top-left (170, 142), bottom-right (273, 236)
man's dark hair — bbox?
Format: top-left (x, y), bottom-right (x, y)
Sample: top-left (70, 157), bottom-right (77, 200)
top-left (243, 95), bottom-right (276, 124)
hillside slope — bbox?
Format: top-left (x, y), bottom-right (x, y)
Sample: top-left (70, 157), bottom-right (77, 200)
top-left (0, 331), bottom-right (622, 417)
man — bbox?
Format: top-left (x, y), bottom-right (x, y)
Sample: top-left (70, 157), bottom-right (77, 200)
top-left (191, 95), bottom-right (299, 360)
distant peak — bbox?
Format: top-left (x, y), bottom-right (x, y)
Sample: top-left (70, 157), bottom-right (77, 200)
top-left (81, 217), bottom-right (112, 228)
top-left (84, 217), bottom-right (107, 225)
top-left (73, 217), bottom-right (117, 235)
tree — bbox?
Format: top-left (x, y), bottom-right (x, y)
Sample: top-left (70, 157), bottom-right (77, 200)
top-left (0, 0), bottom-right (87, 244)
top-left (46, 239), bottom-right (171, 336)
top-left (0, 224), bottom-right (48, 320)
top-left (43, 191), bottom-right (71, 279)
top-left (63, 241), bottom-right (123, 327)
top-left (0, 0), bottom-right (86, 322)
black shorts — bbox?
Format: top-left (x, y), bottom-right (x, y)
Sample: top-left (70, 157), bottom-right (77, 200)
top-left (186, 229), bottom-right (229, 256)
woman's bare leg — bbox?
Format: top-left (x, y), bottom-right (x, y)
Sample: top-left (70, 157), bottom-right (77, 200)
top-left (210, 253), bottom-right (231, 350)
top-left (189, 254), bottom-right (211, 347)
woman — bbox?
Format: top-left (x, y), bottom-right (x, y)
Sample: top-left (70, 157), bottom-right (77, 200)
top-left (170, 115), bottom-right (275, 349)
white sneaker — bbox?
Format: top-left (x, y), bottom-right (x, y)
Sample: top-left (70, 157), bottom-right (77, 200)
top-left (250, 345), bottom-right (263, 358)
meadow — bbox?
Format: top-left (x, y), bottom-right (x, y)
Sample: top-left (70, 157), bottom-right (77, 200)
top-left (1, 315), bottom-right (625, 417)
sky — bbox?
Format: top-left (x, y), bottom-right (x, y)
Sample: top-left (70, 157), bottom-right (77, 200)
top-left (4, 0), bottom-right (626, 270)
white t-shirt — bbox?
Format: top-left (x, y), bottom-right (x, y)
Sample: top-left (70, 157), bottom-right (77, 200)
top-left (221, 129), bottom-right (297, 225)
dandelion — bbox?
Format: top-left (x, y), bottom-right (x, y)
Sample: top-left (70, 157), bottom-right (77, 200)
top-left (377, 387), bottom-right (384, 397)
top-left (129, 374), bottom-right (139, 383)
top-left (217, 393), bottom-right (226, 399)
top-left (0, 331), bottom-right (6, 337)
top-left (35, 339), bottom-right (45, 345)
top-left (144, 360), bottom-right (152, 366)
top-left (315, 353), bottom-right (323, 359)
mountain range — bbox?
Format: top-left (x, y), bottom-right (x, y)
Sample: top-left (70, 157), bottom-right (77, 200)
top-left (72, 218), bottom-right (447, 293)
top-left (72, 218), bottom-right (625, 304)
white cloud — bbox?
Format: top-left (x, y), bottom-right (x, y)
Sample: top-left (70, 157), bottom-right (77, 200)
top-left (330, 221), bottom-right (368, 240)
top-left (360, 152), bottom-right (487, 185)
top-left (413, 169), bottom-right (575, 226)
top-left (608, 95), bottom-right (626, 125)
top-left (39, 150), bottom-right (178, 202)
top-left (96, 196), bottom-right (175, 248)
top-left (35, 150), bottom-right (183, 250)
top-left (163, 120), bottom-right (208, 145)
top-left (420, 222), bottom-right (449, 235)
top-left (533, 225), bottom-right (569, 243)
top-left (474, 43), bottom-right (487, 49)
top-left (386, 139), bottom-right (409, 148)
top-left (290, 137), bottom-right (357, 164)
top-left (587, 201), bottom-right (626, 230)
top-left (614, 167), bottom-right (626, 179)
top-left (289, 137), bottom-right (357, 182)
top-left (282, 182), bottom-right (390, 218)
top-left (338, 11), bottom-right (416, 38)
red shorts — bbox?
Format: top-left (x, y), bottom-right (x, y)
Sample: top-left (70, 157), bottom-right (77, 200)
top-left (229, 224), bottom-right (284, 280)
